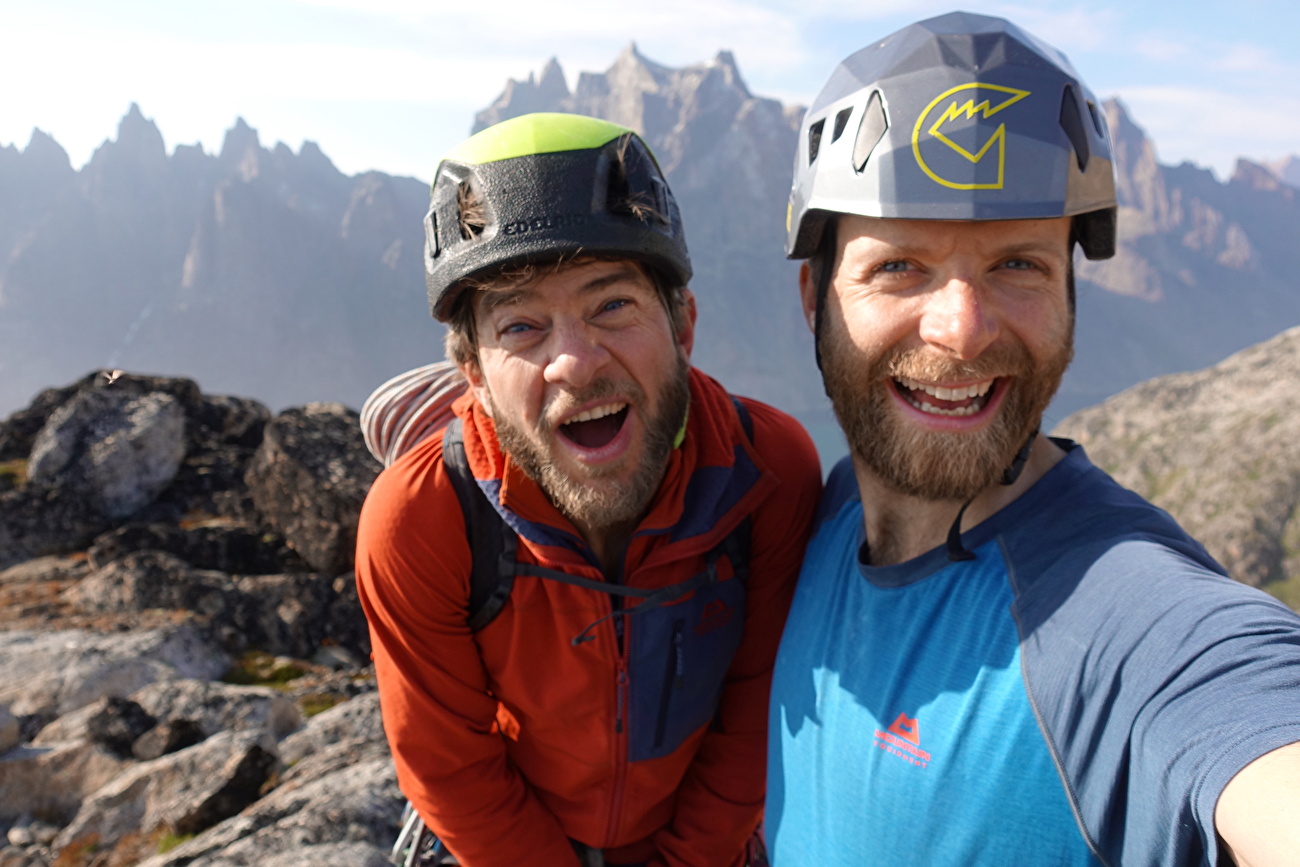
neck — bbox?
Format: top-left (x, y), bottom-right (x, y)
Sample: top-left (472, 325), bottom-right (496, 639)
top-left (853, 434), bottom-right (1066, 567)
top-left (575, 520), bottom-right (637, 578)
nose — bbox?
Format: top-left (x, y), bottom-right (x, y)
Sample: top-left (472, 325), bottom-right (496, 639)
top-left (543, 321), bottom-right (610, 390)
top-left (917, 277), bottom-right (999, 360)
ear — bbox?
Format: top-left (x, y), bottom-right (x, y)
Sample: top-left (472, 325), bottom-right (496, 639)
top-left (674, 288), bottom-right (698, 359)
top-left (458, 359), bottom-right (493, 418)
top-left (798, 262), bottom-right (818, 334)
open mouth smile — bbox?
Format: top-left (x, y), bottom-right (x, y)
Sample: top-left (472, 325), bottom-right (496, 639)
top-left (893, 376), bottom-right (997, 418)
top-left (558, 402), bottom-right (630, 450)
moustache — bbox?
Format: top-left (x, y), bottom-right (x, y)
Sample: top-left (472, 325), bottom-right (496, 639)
top-left (877, 343), bottom-right (1036, 385)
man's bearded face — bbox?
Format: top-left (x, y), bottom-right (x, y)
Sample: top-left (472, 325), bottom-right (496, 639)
top-left (490, 353), bottom-right (690, 531)
top-left (813, 214), bottom-right (1075, 503)
top-left (822, 316), bottom-right (1071, 501)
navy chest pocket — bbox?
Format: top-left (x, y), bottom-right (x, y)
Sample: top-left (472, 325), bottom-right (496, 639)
top-left (626, 563), bottom-right (747, 762)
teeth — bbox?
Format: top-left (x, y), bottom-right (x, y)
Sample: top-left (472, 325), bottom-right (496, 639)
top-left (917, 401), bottom-right (980, 417)
top-left (897, 377), bottom-right (993, 401)
top-left (566, 403), bottom-right (626, 424)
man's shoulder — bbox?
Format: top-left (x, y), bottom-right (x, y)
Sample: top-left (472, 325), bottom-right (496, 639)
top-left (1001, 446), bottom-right (1226, 589)
top-left (360, 427), bottom-right (464, 542)
top-left (732, 396), bottom-right (820, 467)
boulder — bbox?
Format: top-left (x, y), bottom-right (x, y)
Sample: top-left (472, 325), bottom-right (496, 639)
top-left (86, 697), bottom-right (157, 759)
top-left (245, 404), bottom-right (380, 574)
top-left (130, 679), bottom-right (302, 742)
top-left (233, 573), bottom-right (337, 659)
top-left (53, 729), bottom-right (280, 859)
top-left (0, 740), bottom-right (125, 826)
top-left (0, 486), bottom-right (111, 572)
top-left (65, 550), bottom-right (238, 621)
top-left (133, 718), bottom-right (205, 762)
top-left (134, 753), bottom-right (400, 867)
top-left (28, 388), bottom-right (188, 519)
top-left (67, 551), bottom-right (345, 658)
top-left (0, 627), bottom-right (229, 719)
top-left (279, 692), bottom-right (384, 767)
top-left (88, 522), bottom-right (304, 574)
top-left (0, 555), bottom-right (90, 585)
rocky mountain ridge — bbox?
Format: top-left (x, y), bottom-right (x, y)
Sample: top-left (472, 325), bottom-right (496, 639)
top-left (4, 46), bottom-right (1297, 433)
top-left (0, 105), bottom-right (432, 420)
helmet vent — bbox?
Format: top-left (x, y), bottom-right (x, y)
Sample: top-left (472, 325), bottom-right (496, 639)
top-left (1059, 85), bottom-right (1090, 172)
top-left (609, 134), bottom-right (667, 225)
top-left (853, 90), bottom-right (888, 172)
top-left (831, 107), bottom-right (853, 143)
top-left (807, 119), bottom-right (826, 164)
top-left (456, 180), bottom-right (487, 240)
top-left (1086, 99), bottom-right (1104, 137)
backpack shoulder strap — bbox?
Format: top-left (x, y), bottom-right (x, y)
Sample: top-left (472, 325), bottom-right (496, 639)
top-left (719, 394), bottom-right (754, 583)
top-left (442, 417), bottom-right (517, 631)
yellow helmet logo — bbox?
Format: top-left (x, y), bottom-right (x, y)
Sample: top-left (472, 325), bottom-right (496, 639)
top-left (911, 83), bottom-right (1031, 190)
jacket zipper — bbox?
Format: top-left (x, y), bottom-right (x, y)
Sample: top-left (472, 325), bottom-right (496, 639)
top-left (607, 627), bottom-right (630, 845)
top-left (653, 620), bottom-right (685, 749)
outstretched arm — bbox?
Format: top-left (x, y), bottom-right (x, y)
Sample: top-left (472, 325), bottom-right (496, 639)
top-left (1216, 740), bottom-right (1300, 867)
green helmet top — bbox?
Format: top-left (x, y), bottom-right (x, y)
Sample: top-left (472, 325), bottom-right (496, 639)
top-left (424, 112), bottom-right (692, 322)
top-left (787, 11), bottom-right (1118, 261)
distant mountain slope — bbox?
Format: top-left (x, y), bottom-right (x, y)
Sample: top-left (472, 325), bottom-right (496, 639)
top-left (1054, 325), bottom-right (1300, 609)
top-left (1, 50), bottom-right (1297, 426)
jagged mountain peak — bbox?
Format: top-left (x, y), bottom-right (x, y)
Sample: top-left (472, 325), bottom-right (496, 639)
top-left (1266, 155), bottom-right (1300, 189)
top-left (537, 57), bottom-right (570, 100)
top-left (1233, 157), bottom-right (1290, 194)
top-left (220, 117), bottom-right (262, 163)
top-left (23, 128), bottom-right (73, 174)
top-left (86, 103), bottom-right (167, 169)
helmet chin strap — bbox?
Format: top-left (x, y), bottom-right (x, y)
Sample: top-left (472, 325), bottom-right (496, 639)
top-left (945, 426), bottom-right (1039, 562)
top-left (812, 223), bottom-right (836, 384)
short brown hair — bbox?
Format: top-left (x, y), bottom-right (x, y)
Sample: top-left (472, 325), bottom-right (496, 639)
top-left (443, 254), bottom-right (688, 368)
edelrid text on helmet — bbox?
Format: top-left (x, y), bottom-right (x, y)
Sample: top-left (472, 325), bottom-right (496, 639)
top-left (786, 11), bottom-right (1118, 261)
top-left (424, 112), bottom-right (692, 322)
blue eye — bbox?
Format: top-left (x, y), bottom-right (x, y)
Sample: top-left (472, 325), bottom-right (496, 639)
top-left (879, 260), bottom-right (911, 272)
top-left (601, 298), bottom-right (629, 312)
top-left (1002, 258), bottom-right (1034, 271)
top-left (503, 322), bottom-right (533, 335)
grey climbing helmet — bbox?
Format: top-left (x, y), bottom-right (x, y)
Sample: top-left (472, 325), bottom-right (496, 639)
top-left (786, 11), bottom-right (1117, 261)
top-left (424, 112), bottom-right (691, 322)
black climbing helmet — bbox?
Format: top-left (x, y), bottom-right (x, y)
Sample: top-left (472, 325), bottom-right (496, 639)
top-left (424, 112), bottom-right (692, 322)
top-left (786, 11), bottom-right (1118, 261)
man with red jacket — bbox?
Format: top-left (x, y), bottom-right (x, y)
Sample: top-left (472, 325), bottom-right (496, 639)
top-left (355, 113), bottom-right (821, 867)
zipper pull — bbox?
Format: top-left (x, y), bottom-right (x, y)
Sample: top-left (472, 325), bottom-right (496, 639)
top-left (615, 669), bottom-right (628, 734)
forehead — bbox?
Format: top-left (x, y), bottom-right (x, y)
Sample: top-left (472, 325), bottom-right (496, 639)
top-left (837, 214), bottom-right (1072, 257)
top-left (474, 259), bottom-right (656, 317)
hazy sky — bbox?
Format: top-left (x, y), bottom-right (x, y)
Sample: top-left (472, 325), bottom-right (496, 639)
top-left (2, 0), bottom-right (1296, 182)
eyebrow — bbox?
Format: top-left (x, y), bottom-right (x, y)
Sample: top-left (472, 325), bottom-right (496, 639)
top-left (478, 265), bottom-right (647, 315)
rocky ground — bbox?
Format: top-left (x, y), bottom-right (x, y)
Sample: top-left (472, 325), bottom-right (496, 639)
top-left (0, 372), bottom-right (402, 866)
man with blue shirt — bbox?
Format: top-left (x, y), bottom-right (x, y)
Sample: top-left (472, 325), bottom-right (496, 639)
top-left (767, 12), bottom-right (1300, 866)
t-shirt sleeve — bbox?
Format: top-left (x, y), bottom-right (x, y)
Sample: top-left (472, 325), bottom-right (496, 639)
top-left (1017, 539), bottom-right (1300, 866)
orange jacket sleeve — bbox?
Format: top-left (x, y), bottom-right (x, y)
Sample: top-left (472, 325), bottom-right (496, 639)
top-left (355, 440), bottom-right (582, 867)
top-left (651, 401), bottom-right (822, 867)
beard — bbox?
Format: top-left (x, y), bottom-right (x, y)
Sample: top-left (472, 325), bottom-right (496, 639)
top-left (489, 353), bottom-right (691, 533)
top-left (821, 323), bottom-right (1072, 503)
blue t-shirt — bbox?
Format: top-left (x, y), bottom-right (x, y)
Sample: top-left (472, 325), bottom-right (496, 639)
top-left (768, 443), bottom-right (1300, 866)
